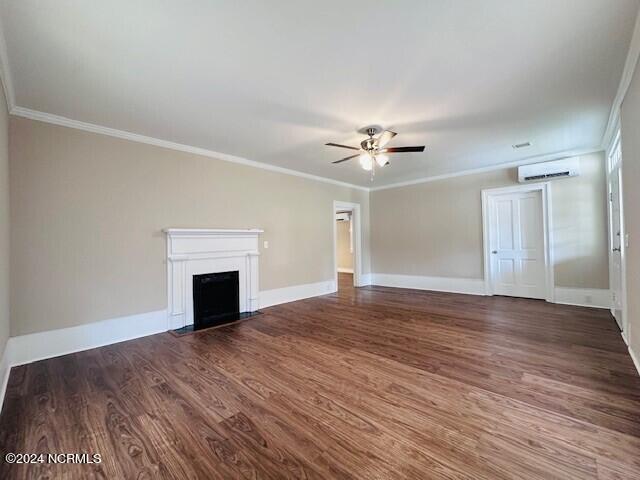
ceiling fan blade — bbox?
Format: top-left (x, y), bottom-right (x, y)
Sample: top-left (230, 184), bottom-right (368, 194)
top-left (382, 146), bottom-right (425, 153)
top-left (325, 142), bottom-right (360, 151)
top-left (376, 130), bottom-right (397, 148)
top-left (332, 154), bottom-right (359, 164)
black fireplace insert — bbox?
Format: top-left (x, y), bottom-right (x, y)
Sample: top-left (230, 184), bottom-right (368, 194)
top-left (192, 271), bottom-right (240, 330)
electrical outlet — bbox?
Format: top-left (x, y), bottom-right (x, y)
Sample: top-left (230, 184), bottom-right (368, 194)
top-left (585, 294), bottom-right (593, 305)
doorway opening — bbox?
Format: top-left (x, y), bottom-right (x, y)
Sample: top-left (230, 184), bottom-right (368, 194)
top-left (335, 210), bottom-right (354, 290)
top-left (482, 183), bottom-right (554, 301)
top-left (333, 201), bottom-right (363, 292)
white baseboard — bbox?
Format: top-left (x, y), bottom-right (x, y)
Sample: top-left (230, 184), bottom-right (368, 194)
top-left (7, 309), bottom-right (168, 368)
top-left (0, 309), bottom-right (167, 413)
top-left (259, 280), bottom-right (336, 309)
top-left (629, 346), bottom-right (640, 378)
top-left (553, 287), bottom-right (611, 309)
top-left (370, 274), bottom-right (612, 309)
top-left (1, 278), bottom-right (338, 379)
top-left (337, 268), bottom-right (354, 274)
top-left (0, 277), bottom-right (617, 412)
top-left (0, 344), bottom-right (11, 413)
top-left (371, 273), bottom-right (486, 296)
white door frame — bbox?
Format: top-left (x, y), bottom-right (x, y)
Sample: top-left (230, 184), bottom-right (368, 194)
top-left (333, 201), bottom-right (363, 289)
top-left (606, 129), bottom-right (628, 341)
top-left (481, 182), bottom-right (554, 302)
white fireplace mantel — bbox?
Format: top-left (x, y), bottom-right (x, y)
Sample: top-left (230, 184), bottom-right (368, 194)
top-left (165, 228), bottom-right (264, 236)
top-left (164, 228), bottom-right (263, 329)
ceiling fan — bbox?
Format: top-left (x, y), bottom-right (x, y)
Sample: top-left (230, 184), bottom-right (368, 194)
top-left (326, 126), bottom-right (425, 179)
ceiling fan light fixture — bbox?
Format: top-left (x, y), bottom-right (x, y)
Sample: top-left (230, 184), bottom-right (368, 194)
top-left (375, 154), bottom-right (389, 167)
top-left (326, 128), bottom-right (425, 175)
top-left (359, 153), bottom-right (373, 171)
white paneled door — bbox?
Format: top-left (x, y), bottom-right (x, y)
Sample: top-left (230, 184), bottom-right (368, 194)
top-left (609, 166), bottom-right (623, 323)
top-left (487, 190), bottom-right (547, 299)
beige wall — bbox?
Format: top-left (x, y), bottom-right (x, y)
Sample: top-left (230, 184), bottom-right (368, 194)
top-left (7, 115), bottom-right (611, 338)
top-left (553, 154), bottom-right (609, 288)
top-left (371, 152), bottom-right (609, 289)
top-left (336, 219), bottom-right (353, 271)
top-left (621, 58), bottom-right (640, 356)
top-left (9, 117), bottom-right (370, 336)
top-left (0, 87), bottom-right (9, 357)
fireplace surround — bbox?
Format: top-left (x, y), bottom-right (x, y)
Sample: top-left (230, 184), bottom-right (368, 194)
top-left (164, 229), bottom-right (262, 330)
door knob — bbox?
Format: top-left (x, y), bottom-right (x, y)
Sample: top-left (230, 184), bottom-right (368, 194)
top-left (492, 250), bottom-right (498, 254)
top-left (612, 247), bottom-right (621, 252)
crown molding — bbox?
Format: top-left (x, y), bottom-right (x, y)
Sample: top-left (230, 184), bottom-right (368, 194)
top-left (601, 8), bottom-right (640, 151)
top-left (0, 3), bottom-right (625, 198)
top-left (0, 5), bottom-right (624, 197)
top-left (369, 147), bottom-right (604, 192)
top-left (10, 106), bottom-right (606, 195)
top-left (10, 106), bottom-right (370, 192)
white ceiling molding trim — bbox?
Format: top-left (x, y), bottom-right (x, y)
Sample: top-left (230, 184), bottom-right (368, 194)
top-left (602, 8), bottom-right (640, 151)
top-left (0, 1), bottom-right (633, 193)
top-left (2, 14), bottom-right (369, 194)
top-left (0, 19), bottom-right (15, 110)
top-left (369, 147), bottom-right (604, 192)
top-left (6, 105), bottom-right (608, 195)
top-left (2, 1), bottom-right (637, 188)
top-left (11, 106), bottom-right (369, 192)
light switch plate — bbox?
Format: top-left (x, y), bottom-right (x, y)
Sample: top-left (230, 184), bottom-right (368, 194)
top-left (263, 241), bottom-right (269, 249)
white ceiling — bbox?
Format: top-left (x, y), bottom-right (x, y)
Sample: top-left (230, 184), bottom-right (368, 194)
top-left (1, 0), bottom-right (638, 187)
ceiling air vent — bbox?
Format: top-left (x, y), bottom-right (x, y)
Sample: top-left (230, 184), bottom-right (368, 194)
top-left (518, 158), bottom-right (580, 183)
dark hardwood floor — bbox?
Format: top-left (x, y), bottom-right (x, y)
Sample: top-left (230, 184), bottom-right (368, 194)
top-left (1, 272), bottom-right (640, 479)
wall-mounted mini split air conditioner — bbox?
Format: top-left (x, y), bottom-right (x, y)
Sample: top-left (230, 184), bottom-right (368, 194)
top-left (517, 158), bottom-right (580, 183)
